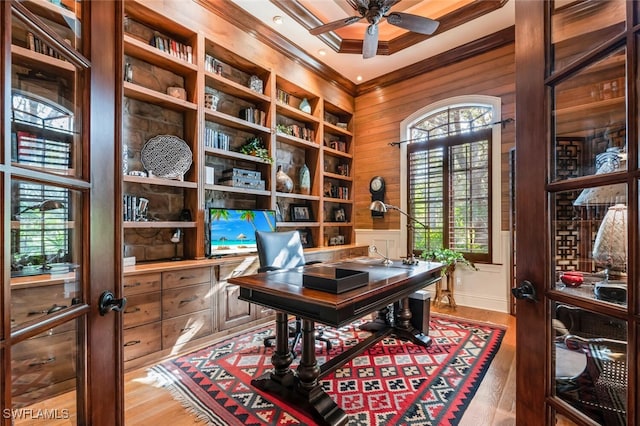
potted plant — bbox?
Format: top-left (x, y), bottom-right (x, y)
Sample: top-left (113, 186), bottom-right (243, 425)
top-left (239, 136), bottom-right (273, 163)
top-left (421, 248), bottom-right (478, 275)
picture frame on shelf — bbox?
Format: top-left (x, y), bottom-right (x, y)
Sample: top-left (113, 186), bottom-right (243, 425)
top-left (333, 207), bottom-right (346, 222)
top-left (298, 228), bottom-right (313, 248)
top-left (275, 202), bottom-right (283, 222)
top-left (290, 204), bottom-right (313, 221)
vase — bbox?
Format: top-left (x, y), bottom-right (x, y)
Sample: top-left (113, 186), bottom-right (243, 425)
top-left (299, 97), bottom-right (311, 114)
top-left (299, 163), bottom-right (311, 195)
top-left (276, 165), bottom-right (293, 193)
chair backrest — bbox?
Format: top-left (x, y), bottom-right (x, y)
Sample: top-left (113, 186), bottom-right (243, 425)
top-left (255, 230), bottom-right (306, 271)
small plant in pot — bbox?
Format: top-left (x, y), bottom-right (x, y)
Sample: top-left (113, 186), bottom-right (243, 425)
top-left (421, 248), bottom-right (478, 276)
top-left (239, 136), bottom-right (273, 163)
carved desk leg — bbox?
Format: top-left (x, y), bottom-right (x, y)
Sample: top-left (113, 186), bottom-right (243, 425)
top-left (298, 319), bottom-right (348, 426)
top-left (359, 305), bottom-right (392, 331)
top-left (251, 311), bottom-right (295, 390)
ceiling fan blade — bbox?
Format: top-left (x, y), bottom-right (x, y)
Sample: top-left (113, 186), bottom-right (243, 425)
top-left (386, 12), bottom-right (440, 35)
top-left (309, 15), bottom-right (362, 35)
top-left (362, 24), bottom-right (379, 59)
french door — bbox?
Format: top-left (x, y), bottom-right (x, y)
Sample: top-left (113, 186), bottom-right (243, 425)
top-left (515, 0), bottom-right (637, 425)
top-left (1, 1), bottom-right (122, 424)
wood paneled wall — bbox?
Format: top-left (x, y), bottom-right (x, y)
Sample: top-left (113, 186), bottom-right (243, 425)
top-left (353, 43), bottom-right (516, 232)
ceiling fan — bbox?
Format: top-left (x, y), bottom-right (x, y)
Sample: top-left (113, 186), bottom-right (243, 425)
top-left (309, 0), bottom-right (440, 59)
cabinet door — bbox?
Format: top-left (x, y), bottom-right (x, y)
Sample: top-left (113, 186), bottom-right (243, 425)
top-left (217, 259), bottom-right (259, 330)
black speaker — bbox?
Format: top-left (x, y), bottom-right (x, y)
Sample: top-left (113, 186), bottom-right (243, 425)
top-left (180, 208), bottom-right (192, 221)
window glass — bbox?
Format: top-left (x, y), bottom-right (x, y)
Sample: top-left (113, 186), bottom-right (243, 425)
top-left (408, 105), bottom-right (492, 262)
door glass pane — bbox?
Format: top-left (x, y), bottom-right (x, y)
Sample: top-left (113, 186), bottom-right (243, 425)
top-left (10, 180), bottom-right (82, 328)
top-left (552, 48), bottom-right (626, 183)
top-left (553, 302), bottom-right (627, 425)
top-left (551, 0), bottom-right (625, 71)
top-left (11, 320), bottom-right (78, 423)
top-left (551, 186), bottom-right (627, 307)
top-left (11, 12), bottom-right (84, 178)
top-left (18, 0), bottom-right (82, 50)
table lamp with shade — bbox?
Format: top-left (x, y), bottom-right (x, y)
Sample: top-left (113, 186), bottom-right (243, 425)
top-left (18, 199), bottom-right (65, 272)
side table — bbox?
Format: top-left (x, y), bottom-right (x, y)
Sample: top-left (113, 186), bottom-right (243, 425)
top-left (434, 270), bottom-right (456, 308)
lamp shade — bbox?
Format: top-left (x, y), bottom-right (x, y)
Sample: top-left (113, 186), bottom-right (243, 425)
top-left (592, 204), bottom-right (627, 269)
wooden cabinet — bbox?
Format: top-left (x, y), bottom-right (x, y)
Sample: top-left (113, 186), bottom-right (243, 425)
top-left (122, 272), bottom-right (162, 362)
top-left (217, 257), bottom-right (260, 330)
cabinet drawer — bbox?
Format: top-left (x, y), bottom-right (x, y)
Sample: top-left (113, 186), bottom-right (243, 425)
top-left (218, 258), bottom-right (258, 282)
top-left (123, 322), bottom-right (162, 362)
top-left (123, 273), bottom-right (161, 296)
top-left (12, 330), bottom-right (76, 400)
top-left (162, 283), bottom-right (212, 319)
top-left (162, 310), bottom-right (213, 348)
top-left (123, 292), bottom-right (161, 328)
top-left (163, 267), bottom-right (211, 289)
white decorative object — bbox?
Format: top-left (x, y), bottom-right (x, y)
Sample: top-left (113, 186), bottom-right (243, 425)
top-left (141, 135), bottom-right (192, 180)
top-left (249, 75), bottom-right (263, 94)
top-left (205, 166), bottom-right (215, 184)
top-left (299, 97), bottom-right (311, 113)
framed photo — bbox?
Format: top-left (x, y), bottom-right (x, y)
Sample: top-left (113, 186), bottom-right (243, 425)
top-left (333, 207), bottom-right (346, 222)
top-left (298, 228), bottom-right (313, 248)
top-left (290, 204), bottom-right (313, 221)
top-left (275, 202), bottom-right (283, 222)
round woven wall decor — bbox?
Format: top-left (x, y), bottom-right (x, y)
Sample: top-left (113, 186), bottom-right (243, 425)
top-left (141, 135), bottom-right (192, 179)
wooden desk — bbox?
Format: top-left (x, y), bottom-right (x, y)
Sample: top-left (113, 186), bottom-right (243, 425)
top-left (230, 257), bottom-right (443, 425)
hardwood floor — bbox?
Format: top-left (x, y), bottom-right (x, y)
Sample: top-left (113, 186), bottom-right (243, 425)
top-left (124, 305), bottom-right (516, 426)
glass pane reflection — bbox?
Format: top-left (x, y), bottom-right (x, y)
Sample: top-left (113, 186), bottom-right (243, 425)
top-left (552, 48), bottom-right (626, 183)
top-left (11, 321), bottom-right (78, 422)
top-left (553, 302), bottom-right (627, 425)
top-left (551, 0), bottom-right (625, 71)
top-left (551, 185), bottom-right (627, 307)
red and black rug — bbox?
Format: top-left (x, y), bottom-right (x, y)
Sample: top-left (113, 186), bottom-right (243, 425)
top-left (150, 314), bottom-right (505, 425)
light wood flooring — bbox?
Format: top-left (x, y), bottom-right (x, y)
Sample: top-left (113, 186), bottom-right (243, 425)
top-left (124, 305), bottom-right (516, 425)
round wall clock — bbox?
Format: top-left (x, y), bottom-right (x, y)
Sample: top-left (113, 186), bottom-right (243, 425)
top-left (369, 176), bottom-right (386, 217)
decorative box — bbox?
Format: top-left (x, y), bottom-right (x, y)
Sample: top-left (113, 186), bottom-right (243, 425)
top-left (218, 176), bottom-right (265, 190)
top-left (222, 168), bottom-right (261, 180)
top-left (302, 267), bottom-right (369, 294)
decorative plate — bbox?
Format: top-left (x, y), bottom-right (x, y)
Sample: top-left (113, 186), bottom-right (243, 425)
top-left (141, 135), bottom-right (192, 179)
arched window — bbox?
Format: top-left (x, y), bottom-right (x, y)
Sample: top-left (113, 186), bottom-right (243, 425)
top-left (406, 102), bottom-right (495, 263)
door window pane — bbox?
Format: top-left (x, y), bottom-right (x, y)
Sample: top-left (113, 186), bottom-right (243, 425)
top-left (553, 302), bottom-right (627, 425)
top-left (551, 186), bottom-right (627, 307)
top-left (551, 0), bottom-right (625, 71)
top-left (10, 180), bottom-right (82, 328)
top-left (11, 12), bottom-right (84, 177)
top-left (552, 48), bottom-right (626, 183)
top-left (11, 321), bottom-right (78, 423)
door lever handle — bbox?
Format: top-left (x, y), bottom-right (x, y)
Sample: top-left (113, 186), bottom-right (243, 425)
top-left (512, 280), bottom-right (537, 302)
top-left (98, 291), bottom-right (127, 316)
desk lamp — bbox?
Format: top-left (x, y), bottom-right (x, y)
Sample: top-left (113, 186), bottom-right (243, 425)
top-left (369, 200), bottom-right (428, 265)
top-left (19, 200), bottom-right (65, 271)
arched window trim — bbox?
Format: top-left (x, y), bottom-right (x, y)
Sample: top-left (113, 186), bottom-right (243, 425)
top-left (400, 95), bottom-right (502, 265)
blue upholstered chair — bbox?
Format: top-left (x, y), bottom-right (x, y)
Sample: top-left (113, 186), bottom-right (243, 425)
top-left (255, 230), bottom-right (332, 357)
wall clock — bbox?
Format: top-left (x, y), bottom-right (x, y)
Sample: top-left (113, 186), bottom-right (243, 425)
top-left (369, 176), bottom-right (385, 217)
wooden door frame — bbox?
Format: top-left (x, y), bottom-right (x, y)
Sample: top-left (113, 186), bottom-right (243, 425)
top-left (514, 0), bottom-right (548, 423)
top-left (87, 1), bottom-right (123, 424)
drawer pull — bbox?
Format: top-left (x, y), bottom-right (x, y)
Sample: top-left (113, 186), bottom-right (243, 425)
top-left (124, 340), bottom-right (141, 347)
top-left (180, 275), bottom-right (196, 280)
top-left (29, 357), bottom-right (56, 367)
top-left (181, 326), bottom-right (193, 332)
top-left (124, 282), bottom-right (141, 288)
top-left (124, 307), bottom-right (141, 314)
top-left (178, 296), bottom-right (198, 306)
top-left (28, 304), bottom-right (66, 316)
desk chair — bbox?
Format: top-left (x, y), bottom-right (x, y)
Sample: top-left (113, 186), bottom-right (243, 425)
top-left (255, 230), bottom-right (332, 357)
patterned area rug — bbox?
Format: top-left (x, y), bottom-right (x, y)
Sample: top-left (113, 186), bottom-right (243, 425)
top-left (150, 314), bottom-right (505, 425)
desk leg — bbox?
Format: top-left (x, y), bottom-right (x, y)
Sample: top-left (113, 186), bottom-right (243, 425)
top-left (252, 311), bottom-right (295, 390)
top-left (297, 319), bottom-right (348, 425)
top-left (393, 297), bottom-right (432, 347)
top-left (359, 305), bottom-right (392, 331)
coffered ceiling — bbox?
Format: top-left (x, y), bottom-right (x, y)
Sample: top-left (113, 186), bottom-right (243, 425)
top-left (228, 0), bottom-right (514, 85)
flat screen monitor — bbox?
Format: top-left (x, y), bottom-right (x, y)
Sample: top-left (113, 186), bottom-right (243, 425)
top-left (208, 208), bottom-right (276, 256)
